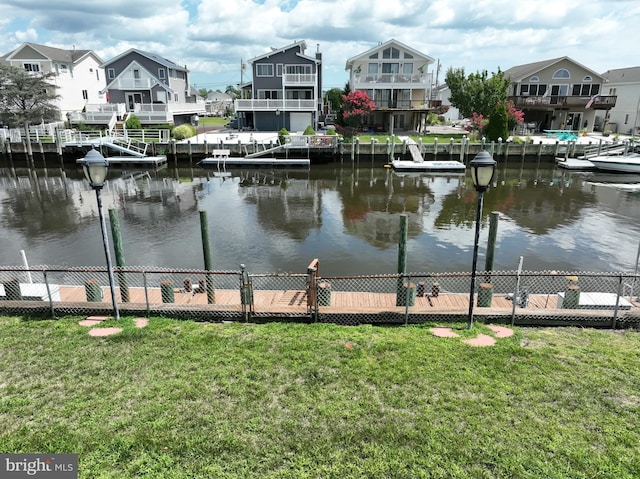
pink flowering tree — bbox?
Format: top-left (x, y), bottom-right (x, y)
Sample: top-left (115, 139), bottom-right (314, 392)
top-left (340, 90), bottom-right (375, 138)
top-left (506, 100), bottom-right (525, 131)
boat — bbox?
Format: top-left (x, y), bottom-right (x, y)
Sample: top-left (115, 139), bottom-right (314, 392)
top-left (391, 159), bottom-right (466, 172)
top-left (589, 153), bottom-right (640, 173)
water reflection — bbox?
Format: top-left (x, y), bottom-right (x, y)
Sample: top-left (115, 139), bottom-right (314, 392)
top-left (1, 162), bottom-right (640, 275)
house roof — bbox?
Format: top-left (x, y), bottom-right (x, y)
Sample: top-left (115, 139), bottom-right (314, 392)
top-left (101, 48), bottom-right (188, 71)
top-left (206, 91), bottom-right (233, 101)
top-left (100, 59), bottom-right (174, 94)
top-left (344, 39), bottom-right (435, 70)
top-left (503, 56), bottom-right (604, 82)
top-left (0, 42), bottom-right (102, 65)
top-left (601, 66), bottom-right (640, 84)
top-left (248, 40), bottom-right (313, 63)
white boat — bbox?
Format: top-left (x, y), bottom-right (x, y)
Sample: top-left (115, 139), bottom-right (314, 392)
top-left (589, 153), bottom-right (640, 173)
top-left (391, 159), bottom-right (466, 172)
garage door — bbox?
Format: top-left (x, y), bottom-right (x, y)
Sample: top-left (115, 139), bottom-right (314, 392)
top-left (290, 113), bottom-right (312, 132)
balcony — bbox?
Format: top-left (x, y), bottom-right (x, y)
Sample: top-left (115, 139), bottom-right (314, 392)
top-left (283, 73), bottom-right (317, 86)
top-left (109, 78), bottom-right (155, 90)
top-left (509, 95), bottom-right (617, 109)
top-left (354, 73), bottom-right (432, 88)
top-left (373, 99), bottom-right (443, 111)
top-left (235, 99), bottom-right (317, 111)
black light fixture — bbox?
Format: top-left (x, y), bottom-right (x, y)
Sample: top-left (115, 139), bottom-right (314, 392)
top-left (467, 150), bottom-right (497, 329)
top-left (83, 148), bottom-right (120, 320)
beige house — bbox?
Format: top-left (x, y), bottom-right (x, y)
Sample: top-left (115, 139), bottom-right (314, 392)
top-left (504, 57), bottom-right (616, 133)
top-left (345, 39), bottom-right (441, 132)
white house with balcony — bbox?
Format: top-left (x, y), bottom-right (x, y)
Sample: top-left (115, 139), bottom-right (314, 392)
top-left (234, 41), bottom-right (322, 132)
top-left (0, 42), bottom-right (106, 121)
top-left (345, 39), bottom-right (439, 132)
top-left (601, 66), bottom-right (640, 135)
top-left (87, 49), bottom-right (204, 128)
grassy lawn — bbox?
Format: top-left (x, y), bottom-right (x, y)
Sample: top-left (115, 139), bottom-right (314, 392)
top-left (1, 316), bottom-right (639, 478)
top-left (198, 116), bottom-right (230, 126)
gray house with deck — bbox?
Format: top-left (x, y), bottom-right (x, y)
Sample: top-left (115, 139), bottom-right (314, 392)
top-left (235, 41), bottom-right (323, 132)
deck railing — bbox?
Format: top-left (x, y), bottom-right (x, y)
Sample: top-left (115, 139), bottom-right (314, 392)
top-left (0, 266), bottom-right (638, 328)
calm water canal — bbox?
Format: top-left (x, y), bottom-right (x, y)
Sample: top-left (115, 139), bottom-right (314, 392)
top-left (1, 161), bottom-right (640, 275)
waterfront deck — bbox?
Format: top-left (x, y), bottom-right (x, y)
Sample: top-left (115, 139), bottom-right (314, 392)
top-left (3, 284), bottom-right (638, 326)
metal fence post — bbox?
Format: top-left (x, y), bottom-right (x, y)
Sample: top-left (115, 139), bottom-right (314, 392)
top-left (404, 274), bottom-right (410, 325)
top-left (613, 275), bottom-right (623, 329)
top-left (511, 257), bottom-right (524, 326)
top-left (43, 269), bottom-right (55, 318)
top-left (143, 271), bottom-right (150, 317)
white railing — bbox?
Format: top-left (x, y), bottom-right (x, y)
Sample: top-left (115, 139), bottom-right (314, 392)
top-left (235, 99), bottom-right (317, 111)
top-left (353, 73), bottom-right (432, 86)
top-left (85, 103), bottom-right (125, 115)
top-left (111, 78), bottom-right (154, 89)
top-left (283, 73), bottom-right (317, 85)
top-left (112, 128), bottom-right (171, 142)
top-left (167, 102), bottom-right (206, 115)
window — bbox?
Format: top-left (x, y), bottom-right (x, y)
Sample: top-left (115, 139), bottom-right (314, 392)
top-left (368, 53), bottom-right (378, 59)
top-left (551, 84), bottom-right (569, 96)
top-left (531, 84), bottom-right (547, 96)
top-left (133, 69), bottom-right (140, 79)
top-left (383, 47), bottom-right (400, 59)
top-left (158, 68), bottom-right (165, 79)
top-left (96, 69), bottom-right (99, 81)
top-left (404, 52), bottom-right (413, 59)
top-left (520, 84), bottom-right (529, 95)
top-left (23, 63), bottom-right (40, 72)
top-left (583, 76), bottom-right (592, 82)
top-left (174, 93), bottom-right (179, 101)
top-left (625, 114), bottom-right (629, 125)
top-left (572, 84), bottom-right (600, 96)
top-left (82, 90), bottom-right (88, 100)
top-left (60, 64), bottom-right (68, 71)
top-left (552, 69), bottom-right (570, 79)
top-left (609, 87), bottom-right (616, 95)
top-left (257, 90), bottom-right (283, 99)
top-left (276, 64), bottom-right (283, 76)
top-left (529, 76), bottom-right (540, 82)
top-left (382, 63), bottom-right (399, 74)
top-left (256, 64), bottom-right (274, 76)
top-left (108, 68), bottom-right (115, 79)
top-left (285, 65), bottom-right (312, 74)
top-left (286, 90), bottom-right (312, 99)
top-left (368, 63), bottom-right (378, 74)
top-left (403, 63), bottom-right (413, 75)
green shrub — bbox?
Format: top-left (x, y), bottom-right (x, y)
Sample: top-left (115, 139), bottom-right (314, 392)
top-left (326, 128), bottom-right (337, 136)
top-left (125, 115), bottom-right (142, 130)
top-left (303, 125), bottom-right (315, 135)
top-left (278, 128), bottom-right (290, 145)
top-left (486, 103), bottom-right (509, 142)
top-left (172, 124), bottom-right (196, 140)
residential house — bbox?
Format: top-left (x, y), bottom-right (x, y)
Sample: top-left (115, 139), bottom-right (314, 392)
top-left (92, 48), bottom-right (204, 128)
top-left (345, 39), bottom-right (439, 132)
top-left (504, 57), bottom-right (616, 133)
top-left (205, 91), bottom-right (234, 117)
top-left (234, 41), bottom-right (323, 132)
top-left (601, 67), bottom-right (640, 135)
top-left (0, 42), bottom-right (105, 121)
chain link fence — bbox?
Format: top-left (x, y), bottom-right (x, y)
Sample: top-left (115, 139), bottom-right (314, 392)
top-left (0, 266), bottom-right (639, 328)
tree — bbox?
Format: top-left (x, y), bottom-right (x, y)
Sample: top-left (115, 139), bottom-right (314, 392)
top-left (339, 90), bottom-right (375, 138)
top-left (444, 67), bottom-right (509, 118)
top-left (485, 102), bottom-right (509, 142)
top-left (198, 88), bottom-right (209, 99)
top-left (0, 64), bottom-right (60, 128)
top-left (324, 88), bottom-right (343, 113)
top-left (225, 85), bottom-right (241, 99)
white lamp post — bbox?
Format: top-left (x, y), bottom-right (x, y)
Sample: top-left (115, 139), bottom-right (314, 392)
top-left (467, 150), bottom-right (497, 329)
top-left (82, 148), bottom-right (120, 320)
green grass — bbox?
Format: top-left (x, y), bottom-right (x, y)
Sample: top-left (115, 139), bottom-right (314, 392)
top-left (198, 116), bottom-right (230, 126)
top-left (1, 316), bottom-right (639, 478)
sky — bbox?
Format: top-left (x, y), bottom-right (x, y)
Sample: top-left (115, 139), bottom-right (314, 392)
top-left (1, 0), bottom-right (639, 92)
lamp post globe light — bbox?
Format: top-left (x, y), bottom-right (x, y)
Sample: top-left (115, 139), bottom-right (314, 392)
top-left (82, 148), bottom-right (120, 320)
top-left (467, 150), bottom-right (497, 329)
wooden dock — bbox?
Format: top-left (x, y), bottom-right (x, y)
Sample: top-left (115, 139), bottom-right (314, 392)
top-left (2, 285), bottom-right (639, 327)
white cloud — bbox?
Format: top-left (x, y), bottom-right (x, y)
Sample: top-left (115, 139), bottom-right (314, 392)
top-left (0, 0), bottom-right (637, 90)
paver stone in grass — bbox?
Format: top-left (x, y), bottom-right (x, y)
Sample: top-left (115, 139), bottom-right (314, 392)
top-left (487, 324), bottom-right (515, 338)
top-left (88, 327), bottom-right (123, 337)
top-left (430, 327), bottom-right (460, 338)
top-left (462, 334), bottom-right (497, 347)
